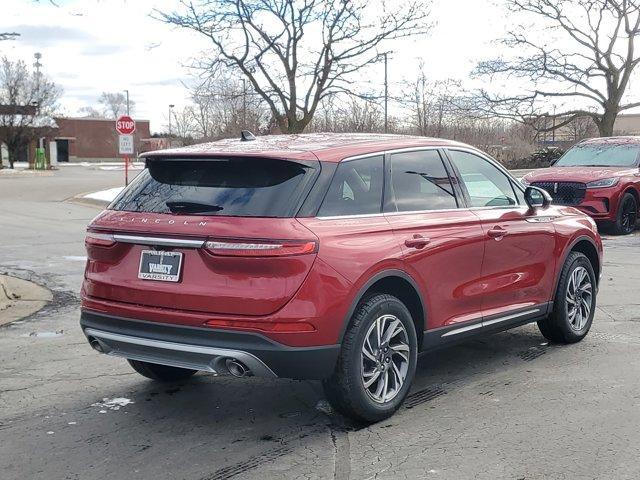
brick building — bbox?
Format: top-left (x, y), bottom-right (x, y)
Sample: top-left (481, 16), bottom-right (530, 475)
top-left (53, 117), bottom-right (152, 162)
top-left (0, 116), bottom-right (159, 167)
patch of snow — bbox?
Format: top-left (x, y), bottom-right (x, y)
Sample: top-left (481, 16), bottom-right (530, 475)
top-left (63, 256), bottom-right (87, 262)
top-left (46, 431), bottom-right (54, 435)
top-left (22, 330), bottom-right (64, 338)
top-left (68, 422), bottom-right (77, 425)
top-left (92, 397), bottom-right (135, 411)
top-left (98, 164), bottom-right (144, 171)
top-left (83, 187), bottom-right (124, 202)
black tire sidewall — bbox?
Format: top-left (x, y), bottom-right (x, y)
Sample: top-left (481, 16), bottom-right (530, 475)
top-left (615, 193), bottom-right (637, 235)
top-left (554, 254), bottom-right (597, 342)
top-left (344, 296), bottom-right (418, 421)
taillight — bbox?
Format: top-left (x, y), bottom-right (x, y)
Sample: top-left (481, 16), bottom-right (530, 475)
top-left (203, 239), bottom-right (317, 257)
top-left (85, 231), bottom-right (116, 248)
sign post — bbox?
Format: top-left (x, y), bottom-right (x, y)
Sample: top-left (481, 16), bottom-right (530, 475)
top-left (116, 115), bottom-right (136, 186)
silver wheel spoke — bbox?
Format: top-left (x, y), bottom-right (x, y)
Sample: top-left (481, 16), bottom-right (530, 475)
top-left (363, 337), bottom-right (377, 362)
top-left (382, 319), bottom-right (402, 344)
top-left (381, 370), bottom-right (390, 401)
top-left (363, 369), bottom-right (381, 388)
top-left (361, 314), bottom-right (410, 404)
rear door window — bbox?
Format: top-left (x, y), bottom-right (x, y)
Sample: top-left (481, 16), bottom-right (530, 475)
top-left (110, 157), bottom-right (316, 217)
top-left (388, 150), bottom-right (458, 212)
top-left (318, 155), bottom-right (384, 217)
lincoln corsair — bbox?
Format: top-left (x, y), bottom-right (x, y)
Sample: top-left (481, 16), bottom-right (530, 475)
top-left (81, 133), bottom-right (602, 422)
top-left (522, 136), bottom-right (640, 235)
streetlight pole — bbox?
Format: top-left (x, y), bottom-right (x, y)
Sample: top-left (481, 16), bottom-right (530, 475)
top-left (384, 52), bottom-right (388, 134)
top-left (168, 104), bottom-right (175, 145)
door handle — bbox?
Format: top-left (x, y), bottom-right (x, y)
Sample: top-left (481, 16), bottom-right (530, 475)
top-left (487, 226), bottom-right (508, 240)
top-left (404, 234), bottom-right (430, 249)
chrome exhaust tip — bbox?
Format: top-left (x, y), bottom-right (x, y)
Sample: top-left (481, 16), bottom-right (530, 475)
top-left (225, 358), bottom-right (250, 377)
top-left (88, 337), bottom-right (104, 353)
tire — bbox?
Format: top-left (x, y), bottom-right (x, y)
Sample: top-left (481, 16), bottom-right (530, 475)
top-left (128, 359), bottom-right (197, 382)
top-left (538, 252), bottom-right (596, 344)
top-left (322, 293), bottom-right (418, 423)
top-left (613, 192), bottom-right (637, 235)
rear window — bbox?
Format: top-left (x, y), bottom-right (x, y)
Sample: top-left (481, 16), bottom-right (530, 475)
top-left (110, 158), bottom-right (316, 217)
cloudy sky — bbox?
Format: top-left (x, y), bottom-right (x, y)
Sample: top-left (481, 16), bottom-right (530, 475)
top-left (0, 0), bottom-right (508, 133)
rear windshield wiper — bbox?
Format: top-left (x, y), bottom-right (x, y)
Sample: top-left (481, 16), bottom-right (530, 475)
top-left (166, 201), bottom-right (224, 214)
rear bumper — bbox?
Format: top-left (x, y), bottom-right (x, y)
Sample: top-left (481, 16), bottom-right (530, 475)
top-left (80, 310), bottom-right (340, 380)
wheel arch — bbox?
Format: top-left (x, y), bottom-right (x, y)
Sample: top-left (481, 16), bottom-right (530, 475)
top-left (339, 269), bottom-right (426, 347)
top-left (556, 236), bottom-right (601, 301)
top-left (622, 185), bottom-right (640, 206)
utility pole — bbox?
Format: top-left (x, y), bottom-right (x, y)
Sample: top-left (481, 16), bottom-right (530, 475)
top-left (33, 52), bottom-right (42, 111)
top-left (124, 90), bottom-right (130, 115)
top-left (384, 52), bottom-right (388, 134)
top-left (33, 52), bottom-right (42, 84)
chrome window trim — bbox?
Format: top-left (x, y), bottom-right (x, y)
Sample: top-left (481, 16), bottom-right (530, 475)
top-left (113, 234), bottom-right (205, 248)
top-left (315, 202), bottom-right (534, 220)
top-left (339, 145), bottom-right (441, 163)
top-left (320, 146), bottom-right (456, 220)
top-left (316, 144), bottom-right (529, 220)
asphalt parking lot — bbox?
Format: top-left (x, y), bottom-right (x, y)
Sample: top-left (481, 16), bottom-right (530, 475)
top-left (1, 167), bottom-right (640, 480)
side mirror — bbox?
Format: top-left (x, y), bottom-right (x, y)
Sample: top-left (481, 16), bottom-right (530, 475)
top-left (524, 186), bottom-right (552, 209)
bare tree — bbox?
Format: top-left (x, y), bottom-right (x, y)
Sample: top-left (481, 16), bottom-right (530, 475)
top-left (475, 0), bottom-right (640, 137)
top-left (403, 66), bottom-right (460, 137)
top-left (170, 106), bottom-right (198, 144)
top-left (188, 75), bottom-right (267, 139)
top-left (0, 56), bottom-right (61, 168)
top-left (78, 106), bottom-right (103, 118)
top-left (157, 0), bottom-right (430, 133)
top-left (99, 92), bottom-right (135, 119)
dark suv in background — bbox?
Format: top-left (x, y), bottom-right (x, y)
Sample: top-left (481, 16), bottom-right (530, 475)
top-left (522, 137), bottom-right (640, 234)
top-left (81, 133), bottom-right (602, 422)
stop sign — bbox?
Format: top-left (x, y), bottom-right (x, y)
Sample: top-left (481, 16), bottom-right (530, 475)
top-left (116, 115), bottom-right (136, 135)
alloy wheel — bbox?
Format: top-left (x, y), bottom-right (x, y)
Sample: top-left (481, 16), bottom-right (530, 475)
top-left (361, 314), bottom-right (410, 404)
top-left (566, 266), bottom-right (593, 331)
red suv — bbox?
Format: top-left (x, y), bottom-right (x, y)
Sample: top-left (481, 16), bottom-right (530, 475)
top-left (522, 137), bottom-right (640, 235)
top-left (81, 133), bottom-right (602, 422)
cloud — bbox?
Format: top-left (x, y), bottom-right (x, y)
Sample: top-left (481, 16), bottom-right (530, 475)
top-left (132, 78), bottom-right (183, 87)
top-left (7, 24), bottom-right (93, 46)
top-left (81, 44), bottom-right (127, 56)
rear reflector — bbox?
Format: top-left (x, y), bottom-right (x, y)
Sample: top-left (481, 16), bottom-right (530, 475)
top-left (205, 319), bottom-right (316, 333)
top-left (85, 231), bottom-right (116, 247)
top-left (204, 239), bottom-right (317, 257)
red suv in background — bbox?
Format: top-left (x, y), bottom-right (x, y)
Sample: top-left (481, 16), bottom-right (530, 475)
top-left (522, 137), bottom-right (640, 235)
top-left (81, 133), bottom-right (602, 422)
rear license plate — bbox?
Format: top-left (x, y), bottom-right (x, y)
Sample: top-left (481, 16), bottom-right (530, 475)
top-left (138, 250), bottom-right (183, 282)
